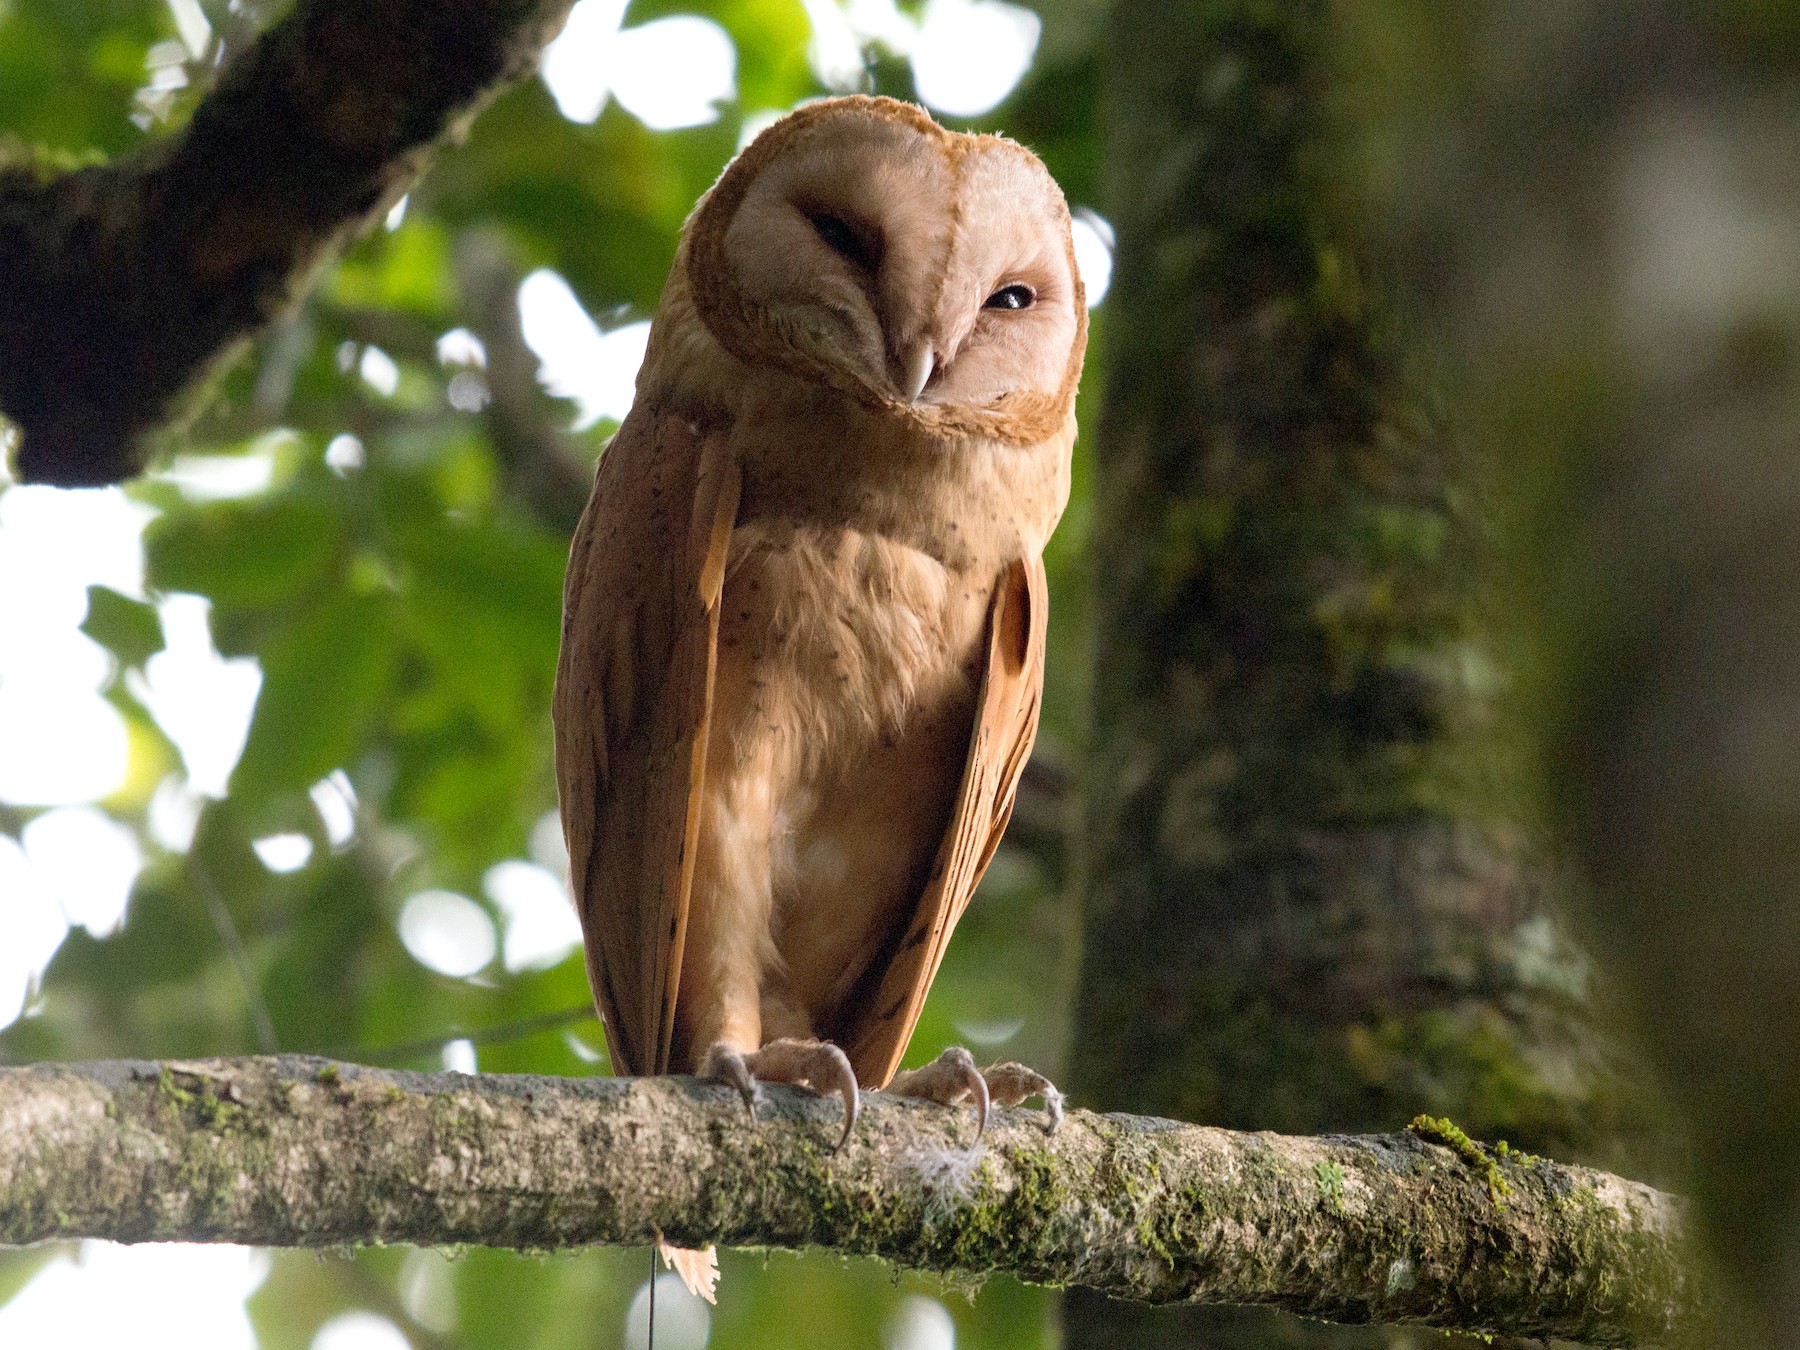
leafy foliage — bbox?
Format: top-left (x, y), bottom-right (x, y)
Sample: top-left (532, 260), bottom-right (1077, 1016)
top-left (0, 0), bottom-right (1103, 1344)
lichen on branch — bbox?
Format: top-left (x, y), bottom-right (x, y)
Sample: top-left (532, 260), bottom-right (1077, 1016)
top-left (0, 0), bottom-right (575, 486)
top-left (0, 1056), bottom-right (1694, 1345)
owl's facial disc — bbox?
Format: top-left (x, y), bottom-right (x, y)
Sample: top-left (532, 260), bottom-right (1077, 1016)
top-left (705, 101), bottom-right (1084, 434)
top-left (905, 145), bottom-right (1082, 417)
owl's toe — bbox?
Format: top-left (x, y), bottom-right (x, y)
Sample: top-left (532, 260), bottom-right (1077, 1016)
top-left (887, 1045), bottom-right (992, 1138)
top-left (702, 1038), bottom-right (860, 1150)
top-left (701, 1042), bottom-right (763, 1122)
top-left (888, 1049), bottom-right (1063, 1136)
top-left (745, 1037), bottom-right (860, 1151)
top-left (981, 1060), bottom-right (1064, 1133)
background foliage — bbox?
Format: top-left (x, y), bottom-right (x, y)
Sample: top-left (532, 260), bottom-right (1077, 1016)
top-left (0, 0), bottom-right (1106, 1345)
top-left (11, 1), bottom-right (1798, 1346)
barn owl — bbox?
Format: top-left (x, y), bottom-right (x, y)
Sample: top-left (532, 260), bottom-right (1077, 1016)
top-left (553, 96), bottom-right (1085, 1179)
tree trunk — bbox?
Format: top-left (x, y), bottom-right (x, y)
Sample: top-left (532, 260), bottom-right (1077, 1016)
top-left (1374, 4), bottom-right (1800, 1344)
top-left (1065, 2), bottom-right (1652, 1344)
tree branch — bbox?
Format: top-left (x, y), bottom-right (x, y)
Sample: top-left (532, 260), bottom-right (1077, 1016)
top-left (453, 230), bottom-right (595, 535)
top-left (0, 1056), bottom-right (1692, 1345)
top-left (0, 0), bottom-right (574, 486)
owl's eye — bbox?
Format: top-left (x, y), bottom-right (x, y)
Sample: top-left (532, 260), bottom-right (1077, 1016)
top-left (984, 284), bottom-right (1035, 311)
top-left (808, 212), bottom-right (880, 271)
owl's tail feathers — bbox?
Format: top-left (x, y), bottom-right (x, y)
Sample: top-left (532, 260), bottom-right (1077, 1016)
top-left (655, 1235), bottom-right (720, 1304)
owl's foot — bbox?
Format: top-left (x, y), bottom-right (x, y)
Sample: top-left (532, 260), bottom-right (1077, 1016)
top-left (983, 1059), bottom-right (1065, 1132)
top-left (702, 1037), bottom-right (860, 1150)
top-left (887, 1046), bottom-right (1064, 1137)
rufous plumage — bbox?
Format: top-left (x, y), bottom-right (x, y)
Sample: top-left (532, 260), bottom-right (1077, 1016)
top-left (553, 99), bottom-right (1086, 1253)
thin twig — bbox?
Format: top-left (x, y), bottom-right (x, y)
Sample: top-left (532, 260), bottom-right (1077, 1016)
top-left (189, 855), bottom-right (280, 1054)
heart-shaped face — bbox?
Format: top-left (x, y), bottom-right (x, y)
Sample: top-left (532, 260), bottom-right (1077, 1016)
top-left (685, 95), bottom-right (1086, 446)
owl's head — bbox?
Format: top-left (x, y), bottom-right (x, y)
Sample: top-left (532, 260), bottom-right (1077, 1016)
top-left (685, 96), bottom-right (1086, 444)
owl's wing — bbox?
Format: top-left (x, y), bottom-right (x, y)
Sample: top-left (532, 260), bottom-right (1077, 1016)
top-left (842, 555), bottom-right (1050, 1089)
top-left (554, 405), bottom-right (740, 1077)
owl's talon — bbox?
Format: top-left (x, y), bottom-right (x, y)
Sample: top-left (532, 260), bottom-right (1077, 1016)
top-left (702, 1043), bottom-right (762, 1121)
top-left (982, 1061), bottom-right (1064, 1133)
top-left (889, 1049), bottom-right (1062, 1135)
top-left (746, 1038), bottom-right (860, 1151)
top-left (703, 1038), bottom-right (860, 1149)
top-left (888, 1045), bottom-right (991, 1137)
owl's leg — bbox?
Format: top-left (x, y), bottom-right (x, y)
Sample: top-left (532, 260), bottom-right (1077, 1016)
top-left (702, 1038), bottom-right (860, 1149)
top-left (887, 1046), bottom-right (1064, 1136)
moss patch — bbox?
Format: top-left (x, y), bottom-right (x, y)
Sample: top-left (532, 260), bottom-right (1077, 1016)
top-left (1407, 1114), bottom-right (1511, 1205)
top-left (1314, 1159), bottom-right (1346, 1214)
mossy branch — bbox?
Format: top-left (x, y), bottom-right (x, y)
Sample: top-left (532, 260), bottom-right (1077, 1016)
top-left (0, 0), bottom-right (574, 486)
top-left (0, 1056), bottom-right (1693, 1345)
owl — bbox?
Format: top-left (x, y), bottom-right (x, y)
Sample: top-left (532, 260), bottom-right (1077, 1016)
top-left (553, 96), bottom-right (1086, 1156)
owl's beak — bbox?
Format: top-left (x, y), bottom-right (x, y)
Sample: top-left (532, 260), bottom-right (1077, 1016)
top-left (899, 342), bottom-right (937, 404)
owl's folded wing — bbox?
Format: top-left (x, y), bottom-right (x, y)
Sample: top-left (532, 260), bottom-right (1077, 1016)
top-left (842, 554), bottom-right (1049, 1089)
top-left (553, 407), bottom-right (740, 1077)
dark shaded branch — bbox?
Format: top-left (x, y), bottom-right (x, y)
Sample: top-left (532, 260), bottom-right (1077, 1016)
top-left (0, 0), bottom-right (574, 486)
top-left (453, 231), bottom-right (595, 534)
top-left (0, 1056), bottom-right (1693, 1346)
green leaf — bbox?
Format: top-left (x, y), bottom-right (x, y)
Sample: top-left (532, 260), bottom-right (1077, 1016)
top-left (331, 215), bottom-right (455, 314)
top-left (145, 492), bottom-right (346, 614)
top-left (82, 584), bottom-right (162, 668)
top-left (230, 593), bottom-right (399, 799)
top-left (0, 2), bottom-right (168, 159)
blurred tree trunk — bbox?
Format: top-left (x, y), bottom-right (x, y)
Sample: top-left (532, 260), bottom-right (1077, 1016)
top-left (1373, 3), bottom-right (1800, 1345)
top-left (1063, 1), bottom-right (1654, 1344)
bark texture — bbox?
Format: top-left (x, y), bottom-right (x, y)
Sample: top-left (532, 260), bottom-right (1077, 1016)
top-left (0, 1057), bottom-right (1690, 1345)
top-left (0, 0), bottom-right (574, 486)
top-left (1068, 1), bottom-right (1645, 1343)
